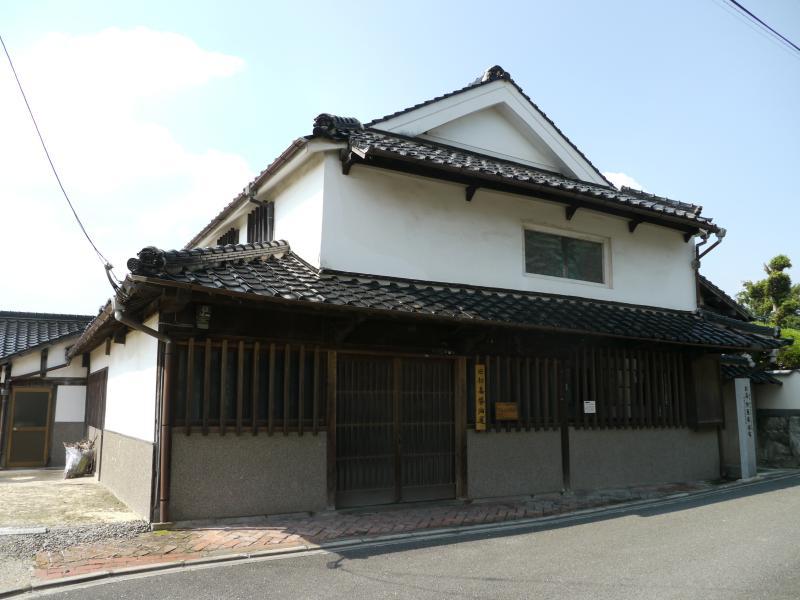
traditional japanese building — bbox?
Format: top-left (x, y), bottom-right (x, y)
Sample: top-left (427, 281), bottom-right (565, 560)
top-left (66, 66), bottom-right (786, 523)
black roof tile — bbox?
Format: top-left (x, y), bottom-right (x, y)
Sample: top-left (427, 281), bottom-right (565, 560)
top-left (0, 311), bottom-right (94, 361)
top-left (345, 129), bottom-right (716, 231)
top-left (126, 243), bottom-right (785, 352)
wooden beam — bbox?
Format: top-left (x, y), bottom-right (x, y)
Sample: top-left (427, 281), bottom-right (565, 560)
top-left (565, 205), bottom-right (578, 221)
top-left (236, 341), bottom-right (244, 435)
top-left (252, 341), bottom-right (260, 435)
top-left (298, 345), bottom-right (305, 436)
top-left (39, 348), bottom-right (48, 378)
top-left (326, 350), bottom-right (337, 509)
top-left (104, 338), bottom-right (111, 356)
top-left (465, 185), bottom-right (478, 202)
top-left (202, 338), bottom-right (210, 435)
top-left (220, 339), bottom-right (227, 436)
top-left (628, 219), bottom-right (642, 233)
top-left (312, 348), bottom-right (320, 435)
top-left (268, 343), bottom-right (276, 435)
top-left (185, 338), bottom-right (194, 435)
top-left (454, 357), bottom-right (467, 499)
top-left (283, 343), bottom-right (291, 436)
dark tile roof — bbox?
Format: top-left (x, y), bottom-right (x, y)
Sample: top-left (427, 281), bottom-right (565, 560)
top-left (698, 274), bottom-right (752, 321)
top-left (0, 311), bottom-right (94, 361)
top-left (344, 129), bottom-right (717, 232)
top-left (365, 65), bottom-right (613, 187)
top-left (126, 242), bottom-right (783, 351)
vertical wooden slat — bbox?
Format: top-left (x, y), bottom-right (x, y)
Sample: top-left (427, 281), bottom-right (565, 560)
top-left (635, 349), bottom-right (644, 428)
top-left (590, 348), bottom-right (598, 429)
top-left (581, 347), bottom-right (588, 429)
top-left (313, 348), bottom-right (320, 435)
top-left (533, 357), bottom-right (541, 430)
top-left (543, 357), bottom-right (550, 429)
top-left (514, 358), bottom-right (522, 431)
top-left (679, 355), bottom-right (688, 427)
top-left (523, 357), bottom-right (531, 431)
top-left (646, 350), bottom-right (656, 427)
top-left (392, 357), bottom-right (401, 502)
top-left (185, 338), bottom-right (194, 435)
top-left (283, 343), bottom-right (291, 436)
top-left (298, 345), bottom-right (305, 436)
top-left (219, 340), bottom-right (228, 436)
top-left (504, 356), bottom-right (512, 432)
top-left (614, 348), bottom-right (623, 428)
top-left (202, 339), bottom-right (211, 435)
top-left (455, 357), bottom-right (467, 498)
top-left (268, 343), bottom-right (276, 435)
top-left (236, 340), bottom-right (244, 435)
top-left (326, 351), bottom-right (337, 508)
top-left (495, 355), bottom-right (502, 432)
top-left (252, 342), bottom-right (260, 435)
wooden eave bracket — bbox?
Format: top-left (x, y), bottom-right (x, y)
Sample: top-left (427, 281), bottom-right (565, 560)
top-left (565, 205), bottom-right (579, 221)
top-left (628, 219), bottom-right (643, 233)
top-left (465, 185), bottom-right (479, 202)
top-left (341, 151), bottom-right (358, 175)
top-left (683, 229), bottom-right (698, 243)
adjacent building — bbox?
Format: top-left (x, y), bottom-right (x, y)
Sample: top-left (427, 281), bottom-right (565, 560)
top-left (0, 312), bottom-right (93, 468)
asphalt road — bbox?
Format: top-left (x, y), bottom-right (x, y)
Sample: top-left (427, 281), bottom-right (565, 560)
top-left (34, 474), bottom-right (800, 600)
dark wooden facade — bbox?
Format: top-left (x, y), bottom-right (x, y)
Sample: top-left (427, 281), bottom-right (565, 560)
top-left (157, 295), bottom-right (724, 509)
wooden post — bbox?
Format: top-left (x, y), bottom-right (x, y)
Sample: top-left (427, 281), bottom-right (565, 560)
top-left (454, 357), bottom-right (468, 499)
top-left (326, 351), bottom-right (337, 509)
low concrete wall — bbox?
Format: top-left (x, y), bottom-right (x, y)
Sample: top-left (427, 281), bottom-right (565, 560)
top-left (570, 428), bottom-right (719, 490)
top-left (467, 430), bottom-right (562, 498)
top-left (48, 422), bottom-right (84, 467)
top-left (170, 433), bottom-right (327, 521)
top-left (98, 430), bottom-right (154, 520)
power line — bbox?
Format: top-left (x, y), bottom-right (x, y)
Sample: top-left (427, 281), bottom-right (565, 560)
top-left (0, 33), bottom-right (121, 287)
top-left (722, 0), bottom-right (800, 56)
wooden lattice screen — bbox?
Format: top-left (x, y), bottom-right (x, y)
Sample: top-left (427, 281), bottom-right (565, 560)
top-left (468, 347), bottom-right (689, 431)
top-left (171, 340), bottom-right (327, 435)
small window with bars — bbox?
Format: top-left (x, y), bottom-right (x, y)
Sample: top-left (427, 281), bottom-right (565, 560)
top-left (247, 203), bottom-right (274, 243)
top-left (524, 228), bottom-right (605, 284)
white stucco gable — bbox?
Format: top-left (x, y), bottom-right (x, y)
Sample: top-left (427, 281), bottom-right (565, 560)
top-left (369, 66), bottom-right (610, 186)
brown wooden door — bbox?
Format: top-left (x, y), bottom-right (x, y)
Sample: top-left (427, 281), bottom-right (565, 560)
top-left (336, 355), bottom-right (455, 508)
top-left (6, 387), bottom-right (53, 467)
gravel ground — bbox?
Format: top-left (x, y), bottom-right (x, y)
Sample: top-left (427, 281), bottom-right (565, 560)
top-left (0, 520), bottom-right (150, 558)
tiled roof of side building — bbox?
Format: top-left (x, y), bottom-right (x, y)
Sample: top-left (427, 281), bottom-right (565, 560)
top-left (125, 242), bottom-right (784, 352)
top-left (0, 311), bottom-right (94, 361)
top-left (698, 274), bottom-right (752, 321)
top-left (343, 128), bottom-right (716, 231)
top-left (365, 65), bottom-right (614, 187)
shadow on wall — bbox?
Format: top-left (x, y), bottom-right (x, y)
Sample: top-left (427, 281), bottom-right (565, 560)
top-left (758, 415), bottom-right (800, 467)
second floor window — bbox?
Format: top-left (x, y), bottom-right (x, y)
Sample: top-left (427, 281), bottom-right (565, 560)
top-left (524, 228), bottom-right (604, 284)
top-left (247, 202), bottom-right (274, 243)
top-left (217, 227), bottom-right (239, 246)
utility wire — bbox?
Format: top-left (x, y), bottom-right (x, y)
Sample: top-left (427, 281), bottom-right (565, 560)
top-left (722, 0), bottom-right (800, 56)
top-left (1, 33), bottom-right (122, 288)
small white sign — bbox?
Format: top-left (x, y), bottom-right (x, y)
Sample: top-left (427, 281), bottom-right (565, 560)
top-left (583, 400), bottom-right (596, 414)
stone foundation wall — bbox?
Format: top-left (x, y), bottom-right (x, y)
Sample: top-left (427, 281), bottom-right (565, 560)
top-left (757, 412), bottom-right (800, 467)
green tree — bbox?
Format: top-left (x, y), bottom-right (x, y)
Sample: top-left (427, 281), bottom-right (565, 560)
top-left (738, 255), bottom-right (800, 369)
top-left (738, 255), bottom-right (800, 329)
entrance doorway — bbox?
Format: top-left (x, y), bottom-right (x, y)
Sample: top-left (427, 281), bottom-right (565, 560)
top-left (6, 387), bottom-right (53, 467)
top-left (335, 355), bottom-right (455, 508)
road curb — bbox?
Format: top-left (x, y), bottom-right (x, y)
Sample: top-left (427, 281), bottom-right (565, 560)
top-left (2, 470), bottom-right (797, 597)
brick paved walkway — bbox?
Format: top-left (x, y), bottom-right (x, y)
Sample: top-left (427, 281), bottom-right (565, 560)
top-left (33, 481), bottom-right (710, 581)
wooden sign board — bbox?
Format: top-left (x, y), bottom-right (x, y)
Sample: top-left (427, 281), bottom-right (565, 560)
top-left (475, 364), bottom-right (487, 431)
top-left (495, 402), bottom-right (519, 421)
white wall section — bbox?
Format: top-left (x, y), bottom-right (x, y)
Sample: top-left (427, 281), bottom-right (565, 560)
top-left (54, 385), bottom-right (87, 422)
top-left (757, 370), bottom-right (800, 410)
top-left (320, 161), bottom-right (697, 311)
top-left (89, 313), bottom-right (160, 443)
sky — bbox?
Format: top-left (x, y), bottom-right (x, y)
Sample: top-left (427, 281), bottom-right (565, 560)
top-left (1, 0), bottom-right (798, 315)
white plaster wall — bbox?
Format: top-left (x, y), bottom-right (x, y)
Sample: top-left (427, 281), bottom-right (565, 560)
top-left (422, 106), bottom-right (562, 172)
top-left (9, 338), bottom-right (86, 378)
top-left (320, 157), bottom-right (697, 311)
top-left (54, 385), bottom-right (86, 422)
top-left (88, 313), bottom-right (160, 442)
top-left (272, 154), bottom-right (325, 266)
top-left (757, 370), bottom-right (800, 410)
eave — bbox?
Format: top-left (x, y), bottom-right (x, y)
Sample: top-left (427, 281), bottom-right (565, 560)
top-left (346, 148), bottom-right (715, 239)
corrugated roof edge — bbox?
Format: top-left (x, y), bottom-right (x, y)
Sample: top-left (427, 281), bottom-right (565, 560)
top-left (0, 311), bottom-right (95, 321)
top-left (365, 65), bottom-right (615, 188)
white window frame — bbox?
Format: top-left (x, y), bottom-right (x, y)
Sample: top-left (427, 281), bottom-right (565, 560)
top-left (521, 223), bottom-right (612, 288)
